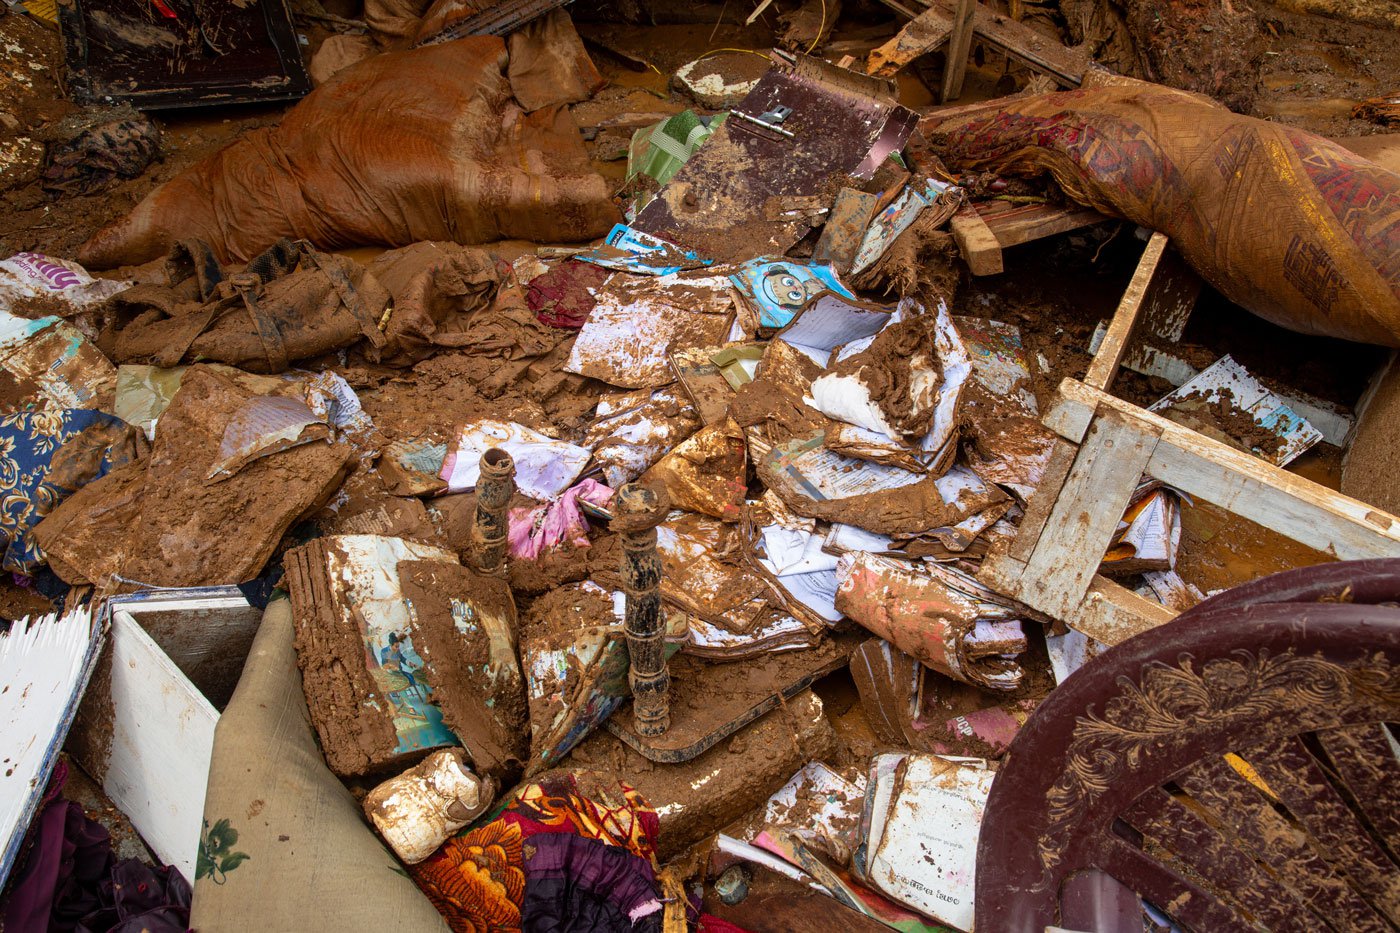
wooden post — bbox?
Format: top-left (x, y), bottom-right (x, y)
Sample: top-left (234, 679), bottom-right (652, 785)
top-left (617, 483), bottom-right (670, 736)
top-left (470, 448), bottom-right (514, 575)
top-left (941, 0), bottom-right (978, 103)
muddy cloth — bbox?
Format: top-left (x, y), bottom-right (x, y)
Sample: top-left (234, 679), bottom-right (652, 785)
top-left (527, 259), bottom-right (612, 328)
top-left (410, 772), bottom-right (664, 933)
top-left (78, 38), bottom-right (620, 269)
top-left (0, 409), bottom-right (139, 574)
top-left (925, 74), bottom-right (1400, 348)
top-left (505, 10), bottom-right (606, 112)
top-left (108, 239), bottom-right (390, 373)
top-left (307, 34), bottom-right (379, 86)
top-left (40, 108), bottom-right (161, 198)
top-left (0, 761), bottom-right (191, 933)
top-left (365, 0), bottom-right (433, 47)
top-left (365, 241), bottom-right (517, 365)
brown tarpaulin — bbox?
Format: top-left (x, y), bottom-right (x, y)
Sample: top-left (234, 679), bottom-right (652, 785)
top-left (78, 38), bottom-right (620, 270)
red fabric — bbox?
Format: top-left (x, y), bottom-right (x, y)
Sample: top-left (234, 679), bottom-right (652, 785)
top-left (526, 260), bottom-right (612, 328)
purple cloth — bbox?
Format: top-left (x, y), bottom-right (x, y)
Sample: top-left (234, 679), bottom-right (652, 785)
top-left (1, 763), bottom-right (190, 933)
top-left (521, 831), bottom-right (663, 932)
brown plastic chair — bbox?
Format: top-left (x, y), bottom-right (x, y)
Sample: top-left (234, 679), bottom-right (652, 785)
top-left (975, 558), bottom-right (1400, 932)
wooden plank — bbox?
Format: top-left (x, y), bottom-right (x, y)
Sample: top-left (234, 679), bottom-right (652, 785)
top-left (1085, 232), bottom-right (1169, 391)
top-left (1132, 237), bottom-right (1200, 344)
top-left (940, 0), bottom-right (977, 103)
top-left (1017, 409), bottom-right (1160, 620)
top-left (873, 0), bottom-right (1088, 86)
top-left (951, 202), bottom-right (1003, 275)
top-left (1007, 438), bottom-right (1078, 562)
top-left (978, 201), bottom-right (1108, 249)
top-left (1047, 378), bottom-right (1400, 560)
top-left (85, 611), bottom-right (219, 882)
top-left (963, 0), bottom-right (1088, 86)
top-left (865, 4), bottom-right (954, 77)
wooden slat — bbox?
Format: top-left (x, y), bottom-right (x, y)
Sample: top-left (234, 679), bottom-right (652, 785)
top-left (1123, 788), bottom-right (1321, 933)
top-left (1181, 756), bottom-right (1391, 933)
top-left (939, 0), bottom-right (977, 102)
top-left (1007, 438), bottom-right (1077, 563)
top-left (1016, 410), bottom-right (1159, 620)
top-left (979, 201), bottom-right (1108, 250)
top-left (950, 202), bottom-right (1003, 275)
top-left (1085, 232), bottom-right (1169, 391)
top-left (1044, 378), bottom-right (1400, 560)
top-left (965, 1), bottom-right (1087, 87)
top-left (1317, 724), bottom-right (1400, 855)
top-left (1245, 737), bottom-right (1400, 925)
top-left (1097, 834), bottom-right (1255, 933)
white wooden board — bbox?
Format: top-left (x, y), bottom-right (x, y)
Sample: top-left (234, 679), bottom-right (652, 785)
top-left (100, 609), bottom-right (219, 882)
top-left (0, 606), bottom-right (100, 888)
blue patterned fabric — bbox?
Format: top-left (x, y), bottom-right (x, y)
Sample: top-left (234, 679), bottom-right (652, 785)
top-left (0, 409), bottom-right (129, 573)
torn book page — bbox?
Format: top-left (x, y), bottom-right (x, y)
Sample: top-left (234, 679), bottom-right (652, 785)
top-left (0, 606), bottom-right (100, 890)
top-left (857, 753), bottom-right (993, 931)
top-left (582, 387), bottom-right (700, 487)
top-left (1148, 354), bottom-right (1322, 466)
top-left (0, 312), bottom-right (117, 411)
top-left (441, 419), bottom-right (590, 500)
top-left (577, 223), bottom-right (715, 276)
top-left (849, 178), bottom-right (958, 276)
top-left (835, 551), bottom-right (1031, 692)
top-left (1100, 486), bottom-right (1181, 575)
top-left (564, 271), bottom-right (739, 388)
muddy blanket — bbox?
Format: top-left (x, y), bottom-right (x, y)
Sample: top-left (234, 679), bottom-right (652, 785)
top-left (78, 38), bottom-right (619, 269)
top-left (925, 74), bottom-right (1400, 348)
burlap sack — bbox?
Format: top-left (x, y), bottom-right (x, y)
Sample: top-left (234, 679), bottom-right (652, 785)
top-left (78, 38), bottom-right (619, 269)
top-left (191, 598), bottom-right (449, 932)
top-left (925, 74), bottom-right (1400, 348)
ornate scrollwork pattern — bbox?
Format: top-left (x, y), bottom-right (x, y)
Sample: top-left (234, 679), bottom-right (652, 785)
top-left (1034, 648), bottom-right (1400, 884)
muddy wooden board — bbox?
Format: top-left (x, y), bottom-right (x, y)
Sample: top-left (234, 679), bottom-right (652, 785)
top-left (605, 633), bottom-right (859, 762)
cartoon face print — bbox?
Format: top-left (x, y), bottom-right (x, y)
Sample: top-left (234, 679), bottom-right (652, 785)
top-left (760, 266), bottom-right (822, 312)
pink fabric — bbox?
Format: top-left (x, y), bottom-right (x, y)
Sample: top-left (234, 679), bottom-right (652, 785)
top-left (508, 479), bottom-right (613, 560)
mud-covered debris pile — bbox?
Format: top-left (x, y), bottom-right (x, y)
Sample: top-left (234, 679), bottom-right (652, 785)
top-left (3, 0), bottom-right (1400, 930)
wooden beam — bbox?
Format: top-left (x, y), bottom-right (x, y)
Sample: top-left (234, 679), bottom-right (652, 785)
top-left (966, 2), bottom-right (1087, 87)
top-left (950, 202), bottom-right (1003, 275)
top-left (1078, 578), bottom-right (1179, 646)
top-left (870, 0), bottom-right (1088, 86)
top-left (940, 0), bottom-right (977, 102)
top-left (979, 548), bottom-right (1177, 646)
top-left (865, 5), bottom-right (953, 77)
top-left (1046, 378), bottom-right (1400, 561)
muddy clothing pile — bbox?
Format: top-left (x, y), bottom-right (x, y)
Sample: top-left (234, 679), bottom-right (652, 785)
top-left (3, 1), bottom-right (1400, 932)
